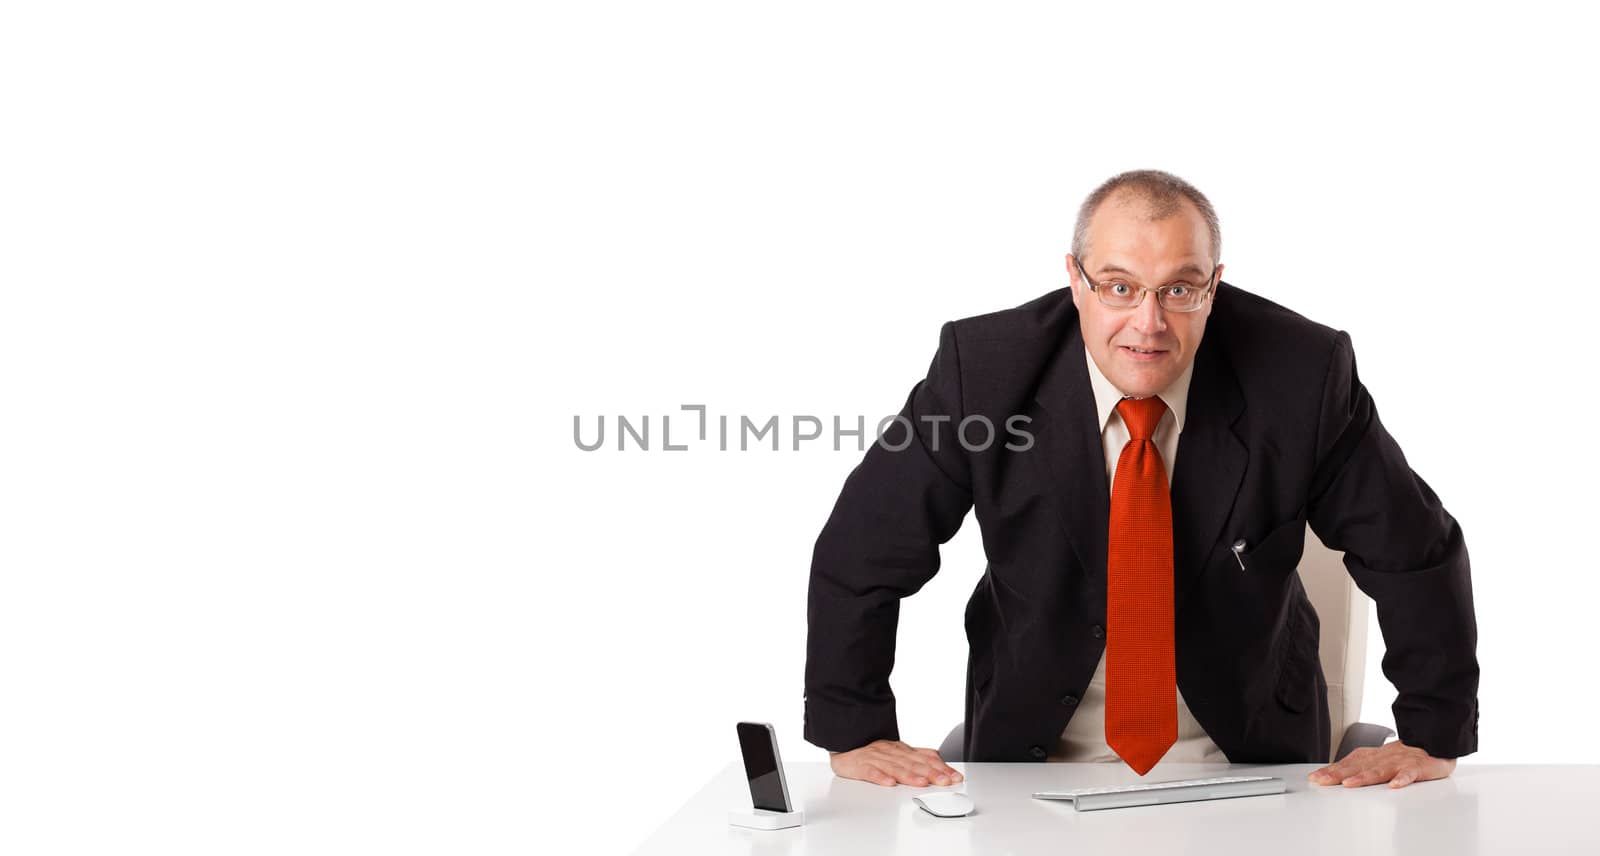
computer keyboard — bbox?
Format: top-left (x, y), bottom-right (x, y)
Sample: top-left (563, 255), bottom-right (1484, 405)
top-left (1032, 775), bottom-right (1286, 811)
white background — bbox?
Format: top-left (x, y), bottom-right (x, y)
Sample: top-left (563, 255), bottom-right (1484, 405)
top-left (3, 2), bottom-right (1597, 853)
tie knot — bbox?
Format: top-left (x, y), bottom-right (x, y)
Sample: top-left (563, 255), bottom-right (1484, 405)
top-left (1116, 396), bottom-right (1168, 440)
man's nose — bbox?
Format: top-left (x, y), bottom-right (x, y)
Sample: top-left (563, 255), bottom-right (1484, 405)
top-left (1130, 291), bottom-right (1168, 335)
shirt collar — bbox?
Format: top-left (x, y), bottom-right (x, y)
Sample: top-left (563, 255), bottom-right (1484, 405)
top-left (1083, 345), bottom-right (1194, 434)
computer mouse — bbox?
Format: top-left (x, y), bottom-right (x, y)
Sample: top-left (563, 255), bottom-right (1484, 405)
top-left (913, 791), bottom-right (975, 817)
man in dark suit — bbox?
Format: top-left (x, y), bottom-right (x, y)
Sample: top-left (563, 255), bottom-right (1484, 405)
top-left (803, 170), bottom-right (1478, 790)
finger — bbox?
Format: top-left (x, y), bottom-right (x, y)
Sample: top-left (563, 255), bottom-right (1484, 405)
top-left (874, 749), bottom-right (946, 785)
top-left (1312, 745), bottom-right (1388, 787)
top-left (889, 758), bottom-right (947, 784)
top-left (1389, 768), bottom-right (1418, 789)
top-left (859, 763), bottom-right (899, 788)
top-left (869, 756), bottom-right (930, 787)
top-left (913, 767), bottom-right (953, 786)
top-left (834, 753), bottom-right (898, 787)
top-left (1309, 765), bottom-right (1347, 784)
top-left (915, 747), bottom-right (955, 767)
top-left (1341, 766), bottom-right (1393, 788)
top-left (837, 749), bottom-right (904, 786)
top-left (869, 745), bottom-right (957, 785)
top-left (905, 760), bottom-right (953, 786)
top-left (912, 748), bottom-right (964, 781)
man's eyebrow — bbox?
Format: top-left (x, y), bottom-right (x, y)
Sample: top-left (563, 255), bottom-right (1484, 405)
top-left (1096, 263), bottom-right (1209, 280)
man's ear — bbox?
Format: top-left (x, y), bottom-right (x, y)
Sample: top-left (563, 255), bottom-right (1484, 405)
top-left (1066, 254), bottom-right (1082, 309)
top-left (1211, 263), bottom-right (1225, 303)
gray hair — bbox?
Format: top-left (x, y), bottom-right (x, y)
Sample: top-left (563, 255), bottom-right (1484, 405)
top-left (1070, 169), bottom-right (1221, 266)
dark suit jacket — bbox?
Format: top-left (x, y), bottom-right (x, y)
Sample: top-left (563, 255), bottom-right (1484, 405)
top-left (803, 282), bottom-right (1479, 764)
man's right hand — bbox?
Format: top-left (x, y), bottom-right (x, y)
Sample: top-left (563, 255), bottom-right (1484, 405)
top-left (829, 740), bottom-right (964, 788)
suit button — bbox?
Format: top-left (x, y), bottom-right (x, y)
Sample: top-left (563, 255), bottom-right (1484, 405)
top-left (1090, 624), bottom-right (1105, 639)
top-left (1060, 694), bottom-right (1079, 707)
top-left (1029, 745), bottom-right (1047, 760)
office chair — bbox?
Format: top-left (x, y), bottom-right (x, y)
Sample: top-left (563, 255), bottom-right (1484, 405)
top-left (938, 524), bottom-right (1395, 763)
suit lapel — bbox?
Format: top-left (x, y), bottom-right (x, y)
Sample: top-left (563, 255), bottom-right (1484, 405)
top-left (1030, 325), bottom-right (1111, 604)
top-left (1030, 323), bottom-right (1247, 611)
top-left (1169, 338), bottom-right (1247, 608)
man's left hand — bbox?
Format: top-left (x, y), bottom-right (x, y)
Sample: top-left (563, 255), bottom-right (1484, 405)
top-left (1308, 740), bottom-right (1456, 789)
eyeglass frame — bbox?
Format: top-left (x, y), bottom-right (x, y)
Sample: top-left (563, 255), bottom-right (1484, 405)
top-left (1071, 256), bottom-right (1220, 313)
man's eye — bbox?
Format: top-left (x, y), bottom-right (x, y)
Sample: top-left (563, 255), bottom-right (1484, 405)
top-left (1167, 285), bottom-right (1191, 297)
top-left (1109, 282), bottom-right (1132, 296)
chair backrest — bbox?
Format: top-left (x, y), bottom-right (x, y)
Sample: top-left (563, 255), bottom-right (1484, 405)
top-left (1294, 523), bottom-right (1370, 763)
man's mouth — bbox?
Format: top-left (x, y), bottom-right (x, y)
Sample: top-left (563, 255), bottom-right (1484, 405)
top-left (1119, 345), bottom-right (1168, 357)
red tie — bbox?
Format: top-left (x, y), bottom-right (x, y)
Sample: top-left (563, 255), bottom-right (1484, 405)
top-left (1105, 396), bottom-right (1177, 775)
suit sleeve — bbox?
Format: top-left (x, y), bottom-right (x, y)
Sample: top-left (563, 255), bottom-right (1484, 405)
top-left (803, 321), bottom-right (976, 753)
top-left (1306, 331), bottom-right (1479, 759)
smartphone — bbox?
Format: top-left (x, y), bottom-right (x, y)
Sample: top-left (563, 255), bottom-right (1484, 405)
top-left (736, 722), bottom-right (793, 813)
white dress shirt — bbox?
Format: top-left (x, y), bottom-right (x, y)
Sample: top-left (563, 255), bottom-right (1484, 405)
top-left (1050, 346), bottom-right (1227, 763)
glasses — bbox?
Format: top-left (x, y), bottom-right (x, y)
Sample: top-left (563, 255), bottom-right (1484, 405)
top-left (1073, 257), bottom-right (1218, 312)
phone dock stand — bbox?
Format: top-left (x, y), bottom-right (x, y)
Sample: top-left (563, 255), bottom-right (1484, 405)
top-left (728, 808), bottom-right (805, 830)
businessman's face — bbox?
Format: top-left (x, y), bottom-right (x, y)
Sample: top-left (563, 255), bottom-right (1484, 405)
top-left (1067, 193), bottom-right (1223, 398)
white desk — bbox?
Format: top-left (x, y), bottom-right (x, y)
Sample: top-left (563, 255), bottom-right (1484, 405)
top-left (637, 760), bottom-right (1600, 855)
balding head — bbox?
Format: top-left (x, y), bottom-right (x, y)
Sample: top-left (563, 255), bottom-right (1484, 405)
top-left (1071, 170), bottom-right (1221, 267)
